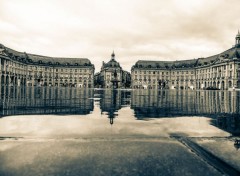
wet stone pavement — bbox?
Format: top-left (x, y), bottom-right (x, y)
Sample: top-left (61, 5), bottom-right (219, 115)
top-left (0, 87), bottom-right (240, 176)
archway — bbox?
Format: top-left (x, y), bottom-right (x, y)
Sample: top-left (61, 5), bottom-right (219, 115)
top-left (217, 81), bottom-right (220, 89)
top-left (21, 77), bottom-right (23, 86)
top-left (213, 81), bottom-right (216, 88)
top-left (221, 81), bottom-right (225, 90)
top-left (6, 76), bottom-right (9, 86)
top-left (1, 75), bottom-right (4, 85)
top-left (15, 77), bottom-right (17, 86)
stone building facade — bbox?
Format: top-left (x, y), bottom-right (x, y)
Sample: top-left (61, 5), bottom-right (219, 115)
top-left (131, 32), bottom-right (240, 90)
top-left (94, 52), bottom-right (131, 88)
top-left (0, 44), bottom-right (94, 87)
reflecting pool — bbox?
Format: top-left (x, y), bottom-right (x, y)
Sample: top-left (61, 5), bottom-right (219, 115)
top-left (0, 87), bottom-right (240, 136)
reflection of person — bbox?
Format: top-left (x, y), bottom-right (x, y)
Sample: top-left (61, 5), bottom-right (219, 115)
top-left (234, 139), bottom-right (240, 150)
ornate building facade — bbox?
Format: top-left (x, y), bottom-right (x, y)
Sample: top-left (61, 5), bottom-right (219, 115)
top-left (94, 52), bottom-right (131, 88)
top-left (131, 33), bottom-right (240, 90)
top-left (0, 44), bottom-right (94, 87)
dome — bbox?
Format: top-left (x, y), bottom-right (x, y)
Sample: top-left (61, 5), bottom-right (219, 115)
top-left (104, 59), bottom-right (120, 68)
top-left (102, 51), bottom-right (121, 69)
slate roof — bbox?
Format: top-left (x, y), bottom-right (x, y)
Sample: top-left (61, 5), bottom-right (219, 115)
top-left (132, 44), bottom-right (240, 70)
top-left (103, 59), bottom-right (121, 68)
top-left (101, 52), bottom-right (121, 69)
top-left (0, 44), bottom-right (93, 67)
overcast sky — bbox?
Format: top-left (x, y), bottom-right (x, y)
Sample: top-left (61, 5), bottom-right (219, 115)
top-left (0, 0), bottom-right (239, 72)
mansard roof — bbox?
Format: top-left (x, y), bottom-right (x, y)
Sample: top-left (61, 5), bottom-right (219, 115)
top-left (103, 59), bottom-right (121, 68)
top-left (101, 52), bottom-right (122, 69)
top-left (0, 44), bottom-right (93, 67)
top-left (132, 44), bottom-right (240, 70)
top-left (133, 59), bottom-right (197, 69)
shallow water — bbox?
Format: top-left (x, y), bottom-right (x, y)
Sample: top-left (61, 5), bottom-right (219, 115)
top-left (0, 87), bottom-right (239, 137)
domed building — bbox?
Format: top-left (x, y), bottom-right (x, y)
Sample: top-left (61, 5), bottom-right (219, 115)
top-left (94, 52), bottom-right (131, 88)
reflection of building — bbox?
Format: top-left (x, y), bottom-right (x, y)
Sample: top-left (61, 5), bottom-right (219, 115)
top-left (0, 44), bottom-right (94, 87)
top-left (131, 89), bottom-right (240, 135)
top-left (131, 90), bottom-right (240, 118)
top-left (0, 87), bottom-right (94, 116)
top-left (94, 52), bottom-right (131, 88)
top-left (98, 89), bottom-right (131, 124)
top-left (131, 32), bottom-right (240, 90)
top-left (216, 114), bottom-right (240, 136)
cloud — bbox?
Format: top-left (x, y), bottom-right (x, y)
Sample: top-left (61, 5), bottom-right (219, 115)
top-left (0, 0), bottom-right (239, 72)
